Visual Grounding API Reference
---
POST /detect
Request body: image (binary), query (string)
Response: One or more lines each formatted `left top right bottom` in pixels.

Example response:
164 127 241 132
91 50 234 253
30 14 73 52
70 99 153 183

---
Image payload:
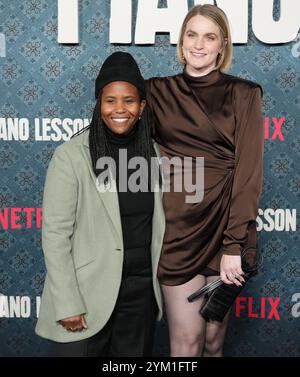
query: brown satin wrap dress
146 68 264 286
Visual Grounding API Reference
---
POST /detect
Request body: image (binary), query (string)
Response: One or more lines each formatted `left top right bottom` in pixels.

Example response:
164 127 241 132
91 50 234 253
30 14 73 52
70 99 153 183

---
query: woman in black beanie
36 52 165 357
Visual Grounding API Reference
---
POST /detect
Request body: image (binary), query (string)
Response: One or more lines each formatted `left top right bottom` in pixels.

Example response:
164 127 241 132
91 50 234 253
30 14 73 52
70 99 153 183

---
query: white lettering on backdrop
57 0 300 44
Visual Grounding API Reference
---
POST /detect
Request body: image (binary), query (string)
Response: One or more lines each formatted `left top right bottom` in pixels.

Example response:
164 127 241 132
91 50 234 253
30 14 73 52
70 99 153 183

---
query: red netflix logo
236 297 281 320
0 208 42 229
264 117 285 141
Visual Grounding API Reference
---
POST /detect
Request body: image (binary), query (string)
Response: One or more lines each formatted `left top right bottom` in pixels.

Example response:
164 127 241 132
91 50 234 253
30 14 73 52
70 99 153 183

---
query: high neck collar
182 67 222 87
104 122 138 146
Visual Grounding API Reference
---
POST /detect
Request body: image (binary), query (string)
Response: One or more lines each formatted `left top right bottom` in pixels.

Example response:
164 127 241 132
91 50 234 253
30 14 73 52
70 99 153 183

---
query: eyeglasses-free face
100 81 145 135
182 14 225 77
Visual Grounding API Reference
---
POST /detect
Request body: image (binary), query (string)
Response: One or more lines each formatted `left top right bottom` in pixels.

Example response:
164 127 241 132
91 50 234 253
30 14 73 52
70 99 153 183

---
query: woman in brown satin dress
146 5 264 357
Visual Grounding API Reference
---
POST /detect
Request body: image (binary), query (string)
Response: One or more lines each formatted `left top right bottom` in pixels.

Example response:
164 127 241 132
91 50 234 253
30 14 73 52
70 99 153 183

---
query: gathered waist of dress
158 145 235 172
204 158 235 171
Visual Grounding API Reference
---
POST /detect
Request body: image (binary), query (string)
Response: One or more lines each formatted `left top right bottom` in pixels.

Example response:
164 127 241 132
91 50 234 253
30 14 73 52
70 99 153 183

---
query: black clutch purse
187 223 261 323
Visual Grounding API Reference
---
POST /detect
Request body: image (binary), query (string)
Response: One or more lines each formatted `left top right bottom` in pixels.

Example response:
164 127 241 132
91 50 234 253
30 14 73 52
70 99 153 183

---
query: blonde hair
176 4 233 71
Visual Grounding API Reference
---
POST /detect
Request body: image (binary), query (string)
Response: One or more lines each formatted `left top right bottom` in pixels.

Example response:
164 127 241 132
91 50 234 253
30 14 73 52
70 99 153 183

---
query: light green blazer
35 129 165 342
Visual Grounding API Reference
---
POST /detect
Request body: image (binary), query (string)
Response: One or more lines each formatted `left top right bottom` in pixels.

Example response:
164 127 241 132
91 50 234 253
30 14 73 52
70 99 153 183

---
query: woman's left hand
58 314 87 332
220 255 245 286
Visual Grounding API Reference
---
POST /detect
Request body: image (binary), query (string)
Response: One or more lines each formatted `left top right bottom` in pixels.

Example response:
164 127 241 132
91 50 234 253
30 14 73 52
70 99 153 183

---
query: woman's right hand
220 254 245 287
58 314 88 332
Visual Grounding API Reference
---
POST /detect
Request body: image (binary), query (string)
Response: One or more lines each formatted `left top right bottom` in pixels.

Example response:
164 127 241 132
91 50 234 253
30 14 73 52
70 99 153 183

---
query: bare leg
202 275 231 357
161 274 207 357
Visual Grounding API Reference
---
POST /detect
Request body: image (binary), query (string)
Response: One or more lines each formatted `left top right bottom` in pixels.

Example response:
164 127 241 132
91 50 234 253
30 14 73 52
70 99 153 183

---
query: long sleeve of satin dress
146 68 264 286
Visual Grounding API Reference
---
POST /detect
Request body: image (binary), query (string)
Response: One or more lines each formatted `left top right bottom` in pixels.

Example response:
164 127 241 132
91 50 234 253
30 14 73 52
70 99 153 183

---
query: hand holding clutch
187 246 261 322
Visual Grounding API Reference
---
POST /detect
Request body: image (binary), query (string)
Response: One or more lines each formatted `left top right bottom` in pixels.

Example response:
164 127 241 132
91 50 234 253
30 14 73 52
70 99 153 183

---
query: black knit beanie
95 52 145 100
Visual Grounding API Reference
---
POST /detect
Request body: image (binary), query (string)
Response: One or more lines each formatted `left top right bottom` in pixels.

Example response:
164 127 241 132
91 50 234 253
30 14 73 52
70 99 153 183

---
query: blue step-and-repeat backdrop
0 0 299 357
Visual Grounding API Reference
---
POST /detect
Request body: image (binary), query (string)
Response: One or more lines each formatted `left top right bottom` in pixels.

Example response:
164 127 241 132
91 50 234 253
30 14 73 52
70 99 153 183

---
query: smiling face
101 81 145 135
182 14 224 77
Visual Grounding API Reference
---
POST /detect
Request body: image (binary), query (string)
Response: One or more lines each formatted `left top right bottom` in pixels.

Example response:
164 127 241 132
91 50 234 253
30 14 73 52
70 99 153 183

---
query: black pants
51 247 158 357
